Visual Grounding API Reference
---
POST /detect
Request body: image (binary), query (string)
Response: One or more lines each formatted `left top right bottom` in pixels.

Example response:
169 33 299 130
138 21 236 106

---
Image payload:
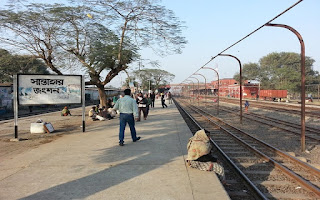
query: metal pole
194 73 207 106
258 82 261 100
13 75 18 138
265 23 306 152
218 54 242 124
187 80 195 103
189 77 200 106
202 67 220 115
318 85 320 101
82 76 86 132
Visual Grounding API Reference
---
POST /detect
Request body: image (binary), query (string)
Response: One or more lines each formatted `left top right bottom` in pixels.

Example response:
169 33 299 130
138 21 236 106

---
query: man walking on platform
113 89 141 146
150 91 155 108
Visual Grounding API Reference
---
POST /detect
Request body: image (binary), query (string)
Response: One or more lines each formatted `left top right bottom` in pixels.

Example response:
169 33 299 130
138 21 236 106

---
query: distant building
85 87 121 101
0 83 13 111
210 78 259 99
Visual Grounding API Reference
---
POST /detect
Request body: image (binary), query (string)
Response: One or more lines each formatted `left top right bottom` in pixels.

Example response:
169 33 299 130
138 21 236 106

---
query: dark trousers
138 107 147 120
119 113 138 143
161 100 167 108
151 99 155 107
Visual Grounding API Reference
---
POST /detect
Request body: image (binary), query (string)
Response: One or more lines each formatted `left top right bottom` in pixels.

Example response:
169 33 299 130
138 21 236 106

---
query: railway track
174 98 320 200
211 105 320 144
220 98 320 119
0 104 88 123
0 108 63 122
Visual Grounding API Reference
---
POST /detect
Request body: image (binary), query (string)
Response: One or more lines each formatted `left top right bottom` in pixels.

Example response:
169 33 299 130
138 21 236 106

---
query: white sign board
18 74 82 105
171 86 183 95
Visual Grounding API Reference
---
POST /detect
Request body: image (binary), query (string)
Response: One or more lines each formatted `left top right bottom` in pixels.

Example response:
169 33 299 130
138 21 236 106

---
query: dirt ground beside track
0 106 100 162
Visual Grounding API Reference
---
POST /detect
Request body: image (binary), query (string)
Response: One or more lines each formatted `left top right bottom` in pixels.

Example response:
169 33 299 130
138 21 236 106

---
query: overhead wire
181 0 304 83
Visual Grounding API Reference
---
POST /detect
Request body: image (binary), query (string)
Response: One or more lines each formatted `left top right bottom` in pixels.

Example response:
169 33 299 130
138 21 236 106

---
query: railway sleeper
263 190 316 200
226 191 256 200
237 165 275 172
233 157 266 163
224 152 257 157
260 185 313 196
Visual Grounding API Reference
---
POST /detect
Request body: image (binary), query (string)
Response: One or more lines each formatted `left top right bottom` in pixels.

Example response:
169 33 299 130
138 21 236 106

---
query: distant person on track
186 129 226 183
244 100 250 112
61 106 71 116
113 89 141 146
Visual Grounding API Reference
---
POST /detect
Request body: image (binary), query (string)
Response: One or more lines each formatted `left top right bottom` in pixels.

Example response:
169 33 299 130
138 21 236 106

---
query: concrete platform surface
0 99 230 200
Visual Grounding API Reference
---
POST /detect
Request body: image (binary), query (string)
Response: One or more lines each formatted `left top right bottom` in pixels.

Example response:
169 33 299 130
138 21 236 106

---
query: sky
137 0 320 86
1 0 319 87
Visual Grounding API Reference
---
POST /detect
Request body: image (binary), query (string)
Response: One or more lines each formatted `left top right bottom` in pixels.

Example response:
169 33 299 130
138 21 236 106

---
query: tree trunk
97 84 107 108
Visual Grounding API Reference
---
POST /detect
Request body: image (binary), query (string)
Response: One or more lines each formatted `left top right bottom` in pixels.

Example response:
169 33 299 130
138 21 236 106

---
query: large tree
0 49 50 83
0 1 186 106
51 6 138 106
234 52 318 94
133 68 175 91
0 3 64 75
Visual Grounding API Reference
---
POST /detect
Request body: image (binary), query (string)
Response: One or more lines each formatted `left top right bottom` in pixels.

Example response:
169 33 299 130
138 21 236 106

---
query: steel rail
213 105 320 142
173 98 268 200
177 98 320 196
220 98 320 119
189 102 320 178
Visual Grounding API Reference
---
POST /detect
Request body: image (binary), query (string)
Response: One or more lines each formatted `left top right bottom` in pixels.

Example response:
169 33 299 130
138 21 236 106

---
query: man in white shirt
114 89 141 146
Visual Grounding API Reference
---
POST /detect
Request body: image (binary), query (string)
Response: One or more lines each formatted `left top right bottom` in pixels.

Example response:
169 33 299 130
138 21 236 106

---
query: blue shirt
114 95 138 118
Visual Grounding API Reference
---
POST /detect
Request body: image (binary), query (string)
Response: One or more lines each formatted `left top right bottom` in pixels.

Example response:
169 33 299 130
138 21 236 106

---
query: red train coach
259 90 287 101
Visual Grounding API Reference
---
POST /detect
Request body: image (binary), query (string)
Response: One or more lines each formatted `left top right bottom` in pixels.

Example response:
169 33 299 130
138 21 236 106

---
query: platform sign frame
13 74 86 140
17 74 82 105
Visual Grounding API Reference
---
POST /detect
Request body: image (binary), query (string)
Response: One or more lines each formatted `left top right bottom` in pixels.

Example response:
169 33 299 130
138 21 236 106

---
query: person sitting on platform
61 106 71 116
186 129 226 183
89 106 98 121
98 107 113 120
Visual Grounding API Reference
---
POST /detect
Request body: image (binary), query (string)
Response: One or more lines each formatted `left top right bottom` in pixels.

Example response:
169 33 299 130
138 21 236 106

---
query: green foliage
0 0 186 106
84 0 187 56
0 49 50 83
133 68 175 90
234 52 318 94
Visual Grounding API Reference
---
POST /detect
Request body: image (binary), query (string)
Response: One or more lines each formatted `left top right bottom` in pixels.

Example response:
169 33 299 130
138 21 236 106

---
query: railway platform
0 99 230 200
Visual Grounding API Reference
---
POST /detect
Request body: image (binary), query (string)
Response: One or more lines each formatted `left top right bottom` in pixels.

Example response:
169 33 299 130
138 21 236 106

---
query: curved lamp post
180 83 189 98
185 79 195 102
265 23 306 152
193 73 207 106
178 83 184 97
218 54 243 124
182 81 193 99
202 67 220 115
189 76 200 106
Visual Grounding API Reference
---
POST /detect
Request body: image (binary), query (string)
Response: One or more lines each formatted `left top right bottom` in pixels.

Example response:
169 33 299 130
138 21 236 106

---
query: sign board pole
82 76 85 132
13 75 18 138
